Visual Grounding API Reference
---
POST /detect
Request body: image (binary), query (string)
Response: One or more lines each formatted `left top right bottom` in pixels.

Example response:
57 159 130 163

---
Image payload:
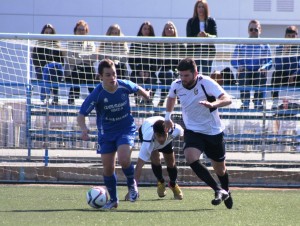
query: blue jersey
231 44 272 71
79 79 139 135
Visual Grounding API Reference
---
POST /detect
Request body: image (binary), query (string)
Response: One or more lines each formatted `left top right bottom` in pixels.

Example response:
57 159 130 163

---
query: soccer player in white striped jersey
125 116 184 200
77 59 150 210
164 58 233 209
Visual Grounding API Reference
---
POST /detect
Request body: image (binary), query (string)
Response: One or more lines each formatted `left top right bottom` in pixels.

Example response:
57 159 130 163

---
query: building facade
1 0 299 37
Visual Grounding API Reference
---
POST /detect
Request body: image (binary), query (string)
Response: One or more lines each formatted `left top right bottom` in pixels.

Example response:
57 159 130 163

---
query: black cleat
224 191 233 209
211 189 229 205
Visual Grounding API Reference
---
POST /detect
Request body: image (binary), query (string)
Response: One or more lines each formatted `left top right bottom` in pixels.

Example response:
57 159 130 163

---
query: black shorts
157 142 173 154
184 129 226 162
138 126 173 154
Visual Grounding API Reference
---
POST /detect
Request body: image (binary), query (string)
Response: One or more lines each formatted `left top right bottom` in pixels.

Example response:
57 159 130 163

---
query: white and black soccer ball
86 186 108 208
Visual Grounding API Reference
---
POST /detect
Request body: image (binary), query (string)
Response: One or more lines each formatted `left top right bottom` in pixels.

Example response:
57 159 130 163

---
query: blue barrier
0 81 299 165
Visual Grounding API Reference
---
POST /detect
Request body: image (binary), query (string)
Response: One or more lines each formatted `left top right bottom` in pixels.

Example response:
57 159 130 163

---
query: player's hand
258 68 267 73
81 129 90 141
199 100 215 109
164 120 174 133
144 89 151 100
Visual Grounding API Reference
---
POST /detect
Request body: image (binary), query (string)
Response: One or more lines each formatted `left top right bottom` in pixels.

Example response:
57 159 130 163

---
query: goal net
0 34 299 187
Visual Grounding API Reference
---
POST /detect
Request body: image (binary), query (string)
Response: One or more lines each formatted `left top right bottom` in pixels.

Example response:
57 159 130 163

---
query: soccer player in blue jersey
77 59 151 210
164 58 233 209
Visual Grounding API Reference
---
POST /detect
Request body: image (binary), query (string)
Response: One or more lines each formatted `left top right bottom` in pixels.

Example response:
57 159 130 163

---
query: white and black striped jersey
138 116 183 162
168 75 226 135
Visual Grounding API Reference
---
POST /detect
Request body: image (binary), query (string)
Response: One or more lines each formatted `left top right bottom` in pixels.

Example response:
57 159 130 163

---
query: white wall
1 0 300 37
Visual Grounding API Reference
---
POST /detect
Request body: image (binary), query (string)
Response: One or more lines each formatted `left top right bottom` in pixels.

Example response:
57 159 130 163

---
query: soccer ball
86 186 108 208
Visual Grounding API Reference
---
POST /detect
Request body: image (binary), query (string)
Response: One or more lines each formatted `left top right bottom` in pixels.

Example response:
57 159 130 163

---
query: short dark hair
98 59 115 75
41 24 56 34
153 120 165 135
285 26 298 35
177 58 197 73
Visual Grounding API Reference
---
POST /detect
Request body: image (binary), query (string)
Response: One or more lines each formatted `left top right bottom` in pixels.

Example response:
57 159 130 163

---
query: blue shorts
97 129 136 154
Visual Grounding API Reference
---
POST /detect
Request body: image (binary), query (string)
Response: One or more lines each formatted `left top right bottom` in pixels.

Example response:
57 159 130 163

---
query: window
254 0 271 12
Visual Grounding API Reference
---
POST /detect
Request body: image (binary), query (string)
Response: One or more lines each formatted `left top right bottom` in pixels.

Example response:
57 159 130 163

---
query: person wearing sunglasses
231 20 272 110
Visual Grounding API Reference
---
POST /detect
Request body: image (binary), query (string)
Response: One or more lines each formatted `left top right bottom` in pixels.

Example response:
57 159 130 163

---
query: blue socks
122 163 135 187
104 174 118 201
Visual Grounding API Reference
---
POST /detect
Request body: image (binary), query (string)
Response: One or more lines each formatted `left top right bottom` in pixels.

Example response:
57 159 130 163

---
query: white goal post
0 33 299 187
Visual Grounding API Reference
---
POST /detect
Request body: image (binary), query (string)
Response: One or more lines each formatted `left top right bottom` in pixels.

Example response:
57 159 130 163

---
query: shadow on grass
2 208 216 213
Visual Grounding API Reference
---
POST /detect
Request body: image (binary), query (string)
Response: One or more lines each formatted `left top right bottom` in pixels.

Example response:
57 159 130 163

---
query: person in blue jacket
231 20 272 109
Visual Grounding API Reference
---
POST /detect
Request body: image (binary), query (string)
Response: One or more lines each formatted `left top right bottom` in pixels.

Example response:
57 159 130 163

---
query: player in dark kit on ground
77 59 150 210
164 58 233 209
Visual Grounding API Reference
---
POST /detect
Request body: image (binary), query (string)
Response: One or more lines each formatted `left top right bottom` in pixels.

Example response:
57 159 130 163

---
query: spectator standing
231 20 272 109
31 24 65 105
271 26 299 109
158 21 186 107
77 59 151 210
65 20 97 105
98 24 129 80
164 58 233 209
186 0 217 75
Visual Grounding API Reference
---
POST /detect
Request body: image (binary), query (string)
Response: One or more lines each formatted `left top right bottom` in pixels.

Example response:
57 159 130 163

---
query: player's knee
184 148 200 164
165 159 175 168
118 159 131 168
214 167 226 176
185 154 198 165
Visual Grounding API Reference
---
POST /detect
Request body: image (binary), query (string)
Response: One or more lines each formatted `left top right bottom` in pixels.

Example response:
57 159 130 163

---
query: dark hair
248 19 261 29
221 67 236 85
285 25 298 35
41 24 56 34
137 21 155 36
153 120 165 135
98 59 115 75
177 58 197 73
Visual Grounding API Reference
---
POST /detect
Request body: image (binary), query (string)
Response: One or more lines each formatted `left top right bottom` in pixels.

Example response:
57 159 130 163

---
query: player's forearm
137 86 150 101
134 158 146 183
77 114 89 132
164 97 176 131
215 94 232 108
165 97 176 113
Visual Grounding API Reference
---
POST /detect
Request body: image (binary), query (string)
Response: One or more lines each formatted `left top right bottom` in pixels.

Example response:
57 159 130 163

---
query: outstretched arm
199 93 232 109
134 158 146 183
137 86 151 101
